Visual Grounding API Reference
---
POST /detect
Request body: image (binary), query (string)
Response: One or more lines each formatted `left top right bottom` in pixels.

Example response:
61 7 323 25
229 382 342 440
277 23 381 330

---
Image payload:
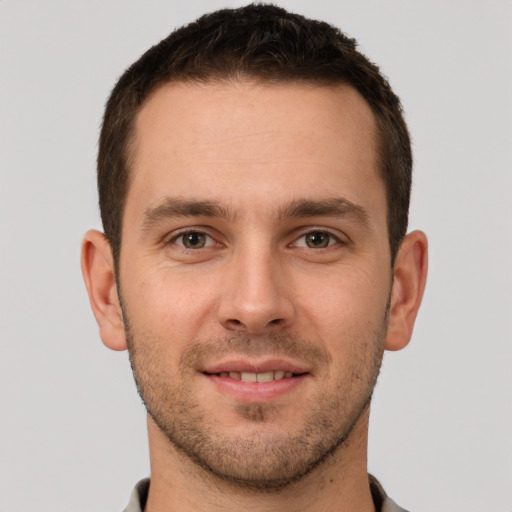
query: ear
385 230 428 351
81 230 127 351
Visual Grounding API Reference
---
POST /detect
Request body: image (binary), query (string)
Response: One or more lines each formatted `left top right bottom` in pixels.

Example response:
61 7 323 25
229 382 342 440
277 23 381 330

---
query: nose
217 247 295 334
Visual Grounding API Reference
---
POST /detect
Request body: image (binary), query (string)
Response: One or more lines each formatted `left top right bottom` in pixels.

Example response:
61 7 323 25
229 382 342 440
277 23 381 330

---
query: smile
206 370 296 382
201 363 310 403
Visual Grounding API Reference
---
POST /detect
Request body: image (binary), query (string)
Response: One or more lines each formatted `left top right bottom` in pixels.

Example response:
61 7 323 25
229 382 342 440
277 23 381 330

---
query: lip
203 373 309 402
200 357 311 403
201 357 310 375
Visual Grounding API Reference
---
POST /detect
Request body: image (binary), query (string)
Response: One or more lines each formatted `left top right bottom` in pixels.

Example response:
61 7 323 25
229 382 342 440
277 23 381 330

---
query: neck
144 412 375 512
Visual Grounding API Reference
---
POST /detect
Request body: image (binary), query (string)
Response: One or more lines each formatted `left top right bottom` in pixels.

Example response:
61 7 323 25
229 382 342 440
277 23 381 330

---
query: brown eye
304 231 331 248
180 232 207 249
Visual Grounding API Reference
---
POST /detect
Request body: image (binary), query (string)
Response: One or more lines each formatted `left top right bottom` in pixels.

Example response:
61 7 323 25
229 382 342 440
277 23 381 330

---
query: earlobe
81 230 127 351
385 230 428 351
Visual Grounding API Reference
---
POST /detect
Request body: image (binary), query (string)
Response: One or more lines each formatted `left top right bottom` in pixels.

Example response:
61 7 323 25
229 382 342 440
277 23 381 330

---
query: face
119 81 392 488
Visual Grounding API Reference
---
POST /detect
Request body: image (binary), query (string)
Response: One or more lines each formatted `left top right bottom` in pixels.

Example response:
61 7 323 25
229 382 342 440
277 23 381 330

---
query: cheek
124 265 221 342
299 261 389 314
294 263 390 349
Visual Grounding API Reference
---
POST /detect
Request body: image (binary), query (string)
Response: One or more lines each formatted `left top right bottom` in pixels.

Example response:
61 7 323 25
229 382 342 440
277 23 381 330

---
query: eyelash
291 230 342 249
168 230 217 249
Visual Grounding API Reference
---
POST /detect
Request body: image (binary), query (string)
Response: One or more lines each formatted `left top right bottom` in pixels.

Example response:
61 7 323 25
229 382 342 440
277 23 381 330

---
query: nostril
221 314 289 333
225 319 244 330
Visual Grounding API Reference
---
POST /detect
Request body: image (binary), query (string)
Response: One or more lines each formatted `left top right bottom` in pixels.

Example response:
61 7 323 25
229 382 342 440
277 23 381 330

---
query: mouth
200 360 310 402
204 370 302 382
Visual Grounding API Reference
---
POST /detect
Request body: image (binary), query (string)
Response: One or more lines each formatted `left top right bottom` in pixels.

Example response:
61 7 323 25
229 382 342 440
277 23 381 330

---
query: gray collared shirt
123 475 410 512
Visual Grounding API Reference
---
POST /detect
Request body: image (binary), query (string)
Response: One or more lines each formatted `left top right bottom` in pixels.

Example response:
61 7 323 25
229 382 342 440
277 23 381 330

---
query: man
81 4 428 511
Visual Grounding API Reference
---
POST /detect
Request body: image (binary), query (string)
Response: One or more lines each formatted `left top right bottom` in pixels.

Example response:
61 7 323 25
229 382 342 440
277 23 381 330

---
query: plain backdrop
1 1 511 511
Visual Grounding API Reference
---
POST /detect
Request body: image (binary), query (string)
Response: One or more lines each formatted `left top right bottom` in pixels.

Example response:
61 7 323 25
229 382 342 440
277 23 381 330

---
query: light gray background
1 1 511 511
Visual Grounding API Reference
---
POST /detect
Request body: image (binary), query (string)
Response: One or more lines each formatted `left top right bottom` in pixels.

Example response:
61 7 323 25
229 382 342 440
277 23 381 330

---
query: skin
82 81 428 512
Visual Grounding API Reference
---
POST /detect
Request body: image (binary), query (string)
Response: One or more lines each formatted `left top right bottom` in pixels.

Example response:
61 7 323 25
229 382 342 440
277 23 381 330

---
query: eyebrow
275 198 370 226
140 196 370 231
141 198 236 231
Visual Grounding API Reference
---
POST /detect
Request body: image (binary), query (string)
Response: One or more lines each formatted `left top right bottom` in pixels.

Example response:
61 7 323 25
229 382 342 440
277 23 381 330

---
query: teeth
256 371 274 383
219 370 295 382
241 372 257 382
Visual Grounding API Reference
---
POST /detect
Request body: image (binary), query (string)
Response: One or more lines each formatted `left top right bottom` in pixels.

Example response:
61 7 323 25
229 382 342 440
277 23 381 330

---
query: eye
172 231 215 249
294 231 339 249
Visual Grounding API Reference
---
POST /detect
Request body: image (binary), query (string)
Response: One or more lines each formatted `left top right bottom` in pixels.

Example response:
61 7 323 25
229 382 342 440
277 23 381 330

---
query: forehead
126 80 383 220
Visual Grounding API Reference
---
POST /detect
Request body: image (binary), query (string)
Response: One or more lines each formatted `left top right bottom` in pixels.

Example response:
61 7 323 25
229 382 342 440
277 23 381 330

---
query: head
83 4 427 492
97 3 412 270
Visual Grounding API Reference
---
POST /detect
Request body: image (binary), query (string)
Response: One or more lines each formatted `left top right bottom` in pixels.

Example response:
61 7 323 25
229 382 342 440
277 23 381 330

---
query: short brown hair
98 3 412 266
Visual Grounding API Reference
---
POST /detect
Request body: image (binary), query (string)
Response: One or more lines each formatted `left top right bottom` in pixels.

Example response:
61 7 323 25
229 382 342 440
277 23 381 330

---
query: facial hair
124 314 387 491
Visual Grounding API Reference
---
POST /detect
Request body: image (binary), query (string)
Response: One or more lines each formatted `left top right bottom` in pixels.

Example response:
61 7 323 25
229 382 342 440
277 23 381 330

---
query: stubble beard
124 317 387 491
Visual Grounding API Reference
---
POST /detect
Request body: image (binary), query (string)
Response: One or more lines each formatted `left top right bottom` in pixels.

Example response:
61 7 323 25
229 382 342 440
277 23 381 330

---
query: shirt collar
123 476 409 512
